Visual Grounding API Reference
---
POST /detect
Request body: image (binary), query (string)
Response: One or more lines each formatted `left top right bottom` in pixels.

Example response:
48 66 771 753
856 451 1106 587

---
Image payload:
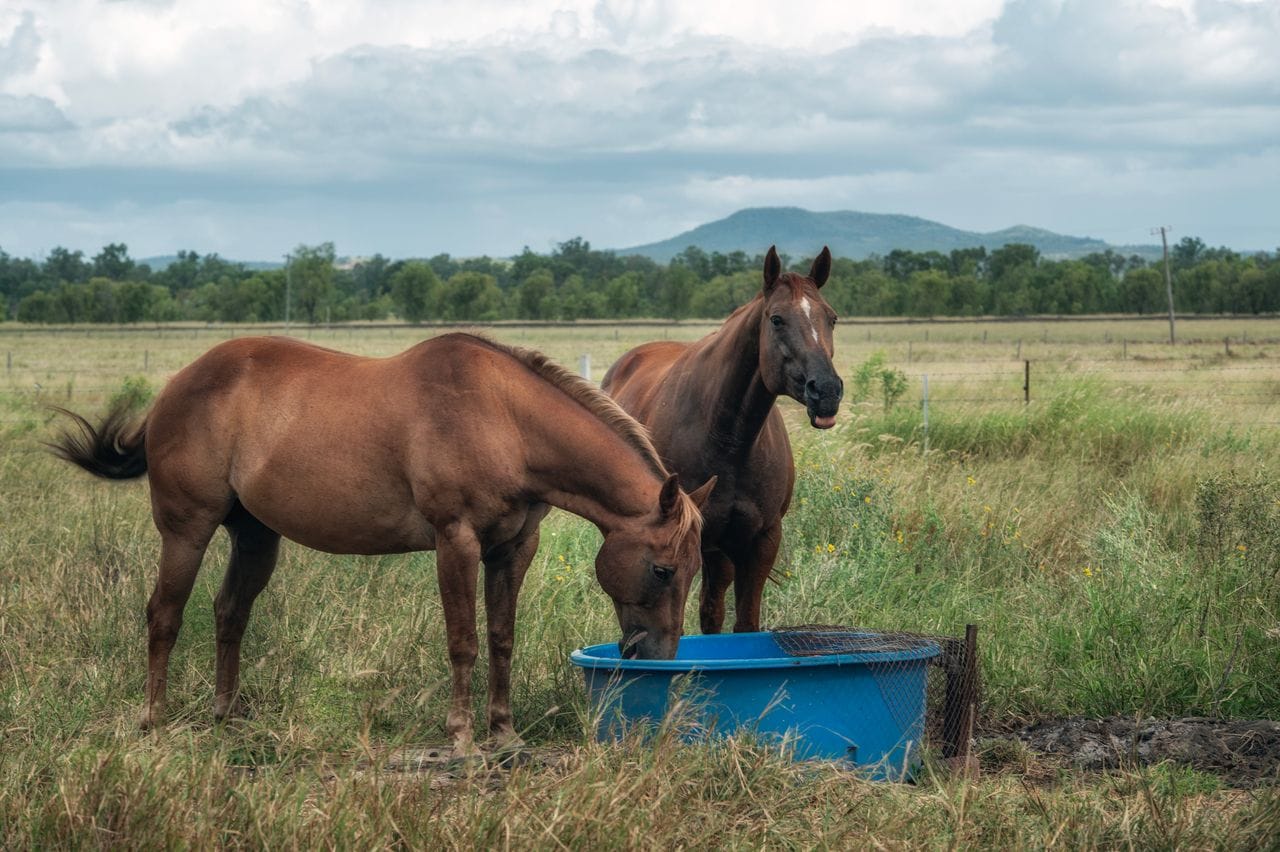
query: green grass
2 322 1279 848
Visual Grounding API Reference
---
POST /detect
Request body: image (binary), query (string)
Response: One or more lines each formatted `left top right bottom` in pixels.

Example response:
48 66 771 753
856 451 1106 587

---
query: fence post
922 374 929 456
908 341 913 363
1024 360 1030 405
942 623 979 768
578 353 592 382
1123 339 1127 360
1225 336 1231 357
144 349 149 371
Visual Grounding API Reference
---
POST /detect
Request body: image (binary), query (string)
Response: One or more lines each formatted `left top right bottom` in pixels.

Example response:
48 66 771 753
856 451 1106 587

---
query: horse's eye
650 564 675 583
770 315 783 328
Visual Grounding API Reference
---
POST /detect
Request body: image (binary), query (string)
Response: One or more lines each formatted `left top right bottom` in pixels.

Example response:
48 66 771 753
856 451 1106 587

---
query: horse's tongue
813 415 837 429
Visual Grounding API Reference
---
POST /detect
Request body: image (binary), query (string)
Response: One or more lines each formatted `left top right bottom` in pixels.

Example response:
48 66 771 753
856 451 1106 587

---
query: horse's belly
238 490 437 555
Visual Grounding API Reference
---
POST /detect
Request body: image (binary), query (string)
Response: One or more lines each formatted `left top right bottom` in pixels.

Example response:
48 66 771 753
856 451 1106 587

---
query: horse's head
756 245 843 429
594 474 716 659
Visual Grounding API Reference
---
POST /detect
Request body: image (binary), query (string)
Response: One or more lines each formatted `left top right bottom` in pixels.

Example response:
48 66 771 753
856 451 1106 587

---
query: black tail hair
47 400 148 480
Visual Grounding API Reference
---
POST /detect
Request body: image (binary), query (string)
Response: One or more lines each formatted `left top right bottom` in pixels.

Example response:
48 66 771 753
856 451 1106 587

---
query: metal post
922 374 929 455
578 353 592 382
942 623 979 766
1156 225 1176 345
285 254 292 332
144 349 149 371
1024 360 1030 405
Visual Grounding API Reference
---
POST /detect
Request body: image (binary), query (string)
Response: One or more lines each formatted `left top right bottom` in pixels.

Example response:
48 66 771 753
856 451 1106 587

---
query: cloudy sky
1 0 1277 261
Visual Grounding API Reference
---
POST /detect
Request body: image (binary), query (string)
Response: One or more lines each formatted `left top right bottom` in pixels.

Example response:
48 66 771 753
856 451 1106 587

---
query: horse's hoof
138 707 162 731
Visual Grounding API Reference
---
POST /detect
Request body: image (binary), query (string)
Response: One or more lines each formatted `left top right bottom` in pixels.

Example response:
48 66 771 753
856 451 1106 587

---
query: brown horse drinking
603 246 841 634
51 333 714 756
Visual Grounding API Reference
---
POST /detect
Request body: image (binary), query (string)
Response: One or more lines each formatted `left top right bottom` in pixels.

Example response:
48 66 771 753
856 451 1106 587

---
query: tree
988 243 1040 284
157 250 200 294
516 270 554 319
1172 236 1206 272
390 261 441 323
92 243 135 280
661 265 697 320
17 290 60 323
289 242 336 323
43 246 89 284
906 269 951 318
441 271 503 321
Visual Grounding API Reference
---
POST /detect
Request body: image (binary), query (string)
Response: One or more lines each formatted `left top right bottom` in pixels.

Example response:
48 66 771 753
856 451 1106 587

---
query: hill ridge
616 207 1160 262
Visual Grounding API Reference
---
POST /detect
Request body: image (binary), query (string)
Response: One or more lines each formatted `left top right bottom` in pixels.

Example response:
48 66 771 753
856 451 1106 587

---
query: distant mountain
616 207 1162 262
140 255 282 272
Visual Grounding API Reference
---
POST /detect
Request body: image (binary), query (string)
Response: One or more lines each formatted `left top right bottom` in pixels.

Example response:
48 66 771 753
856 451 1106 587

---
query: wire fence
3 339 1279 432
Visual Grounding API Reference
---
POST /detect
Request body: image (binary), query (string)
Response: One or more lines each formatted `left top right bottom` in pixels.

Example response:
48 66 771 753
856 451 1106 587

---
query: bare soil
1009 717 1280 788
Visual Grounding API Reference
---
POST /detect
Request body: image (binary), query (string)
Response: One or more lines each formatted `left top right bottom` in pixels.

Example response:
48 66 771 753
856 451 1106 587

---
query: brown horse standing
602 246 841 634
51 333 713 756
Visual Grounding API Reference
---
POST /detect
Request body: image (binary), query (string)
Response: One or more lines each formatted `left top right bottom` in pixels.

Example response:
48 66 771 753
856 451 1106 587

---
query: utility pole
284 253 292 332
1152 226 1175 344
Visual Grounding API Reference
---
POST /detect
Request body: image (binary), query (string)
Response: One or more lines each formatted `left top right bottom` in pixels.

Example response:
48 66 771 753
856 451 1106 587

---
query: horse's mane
464 334 669 480
459 334 704 540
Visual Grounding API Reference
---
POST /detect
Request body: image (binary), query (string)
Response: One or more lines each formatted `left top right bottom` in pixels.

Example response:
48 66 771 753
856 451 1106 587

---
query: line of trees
2 236 1277 325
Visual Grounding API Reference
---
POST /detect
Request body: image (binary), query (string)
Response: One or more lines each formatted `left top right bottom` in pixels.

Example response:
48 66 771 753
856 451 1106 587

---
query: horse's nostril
805 379 820 397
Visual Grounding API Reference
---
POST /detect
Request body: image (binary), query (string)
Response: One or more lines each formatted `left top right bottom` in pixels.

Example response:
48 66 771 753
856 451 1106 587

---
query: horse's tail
47 400 148 480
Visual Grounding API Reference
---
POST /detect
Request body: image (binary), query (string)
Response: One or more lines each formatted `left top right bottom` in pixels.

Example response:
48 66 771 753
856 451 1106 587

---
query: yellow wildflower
966 475 976 486
1083 566 1093 577
826 543 835 554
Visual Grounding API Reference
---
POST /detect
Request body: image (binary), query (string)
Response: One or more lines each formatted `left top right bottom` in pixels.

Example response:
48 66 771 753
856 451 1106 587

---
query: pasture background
2 317 1279 848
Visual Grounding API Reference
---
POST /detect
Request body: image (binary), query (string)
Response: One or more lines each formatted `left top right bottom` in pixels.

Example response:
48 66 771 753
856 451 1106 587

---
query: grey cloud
0 94 72 132
5 0 1278 258
0 11 41 80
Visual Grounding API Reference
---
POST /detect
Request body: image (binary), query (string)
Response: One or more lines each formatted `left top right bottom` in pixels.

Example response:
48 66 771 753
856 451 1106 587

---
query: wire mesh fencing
770 623 980 772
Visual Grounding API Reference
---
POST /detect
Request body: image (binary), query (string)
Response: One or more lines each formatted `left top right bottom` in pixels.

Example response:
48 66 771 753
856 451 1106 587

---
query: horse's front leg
482 523 541 748
435 523 482 758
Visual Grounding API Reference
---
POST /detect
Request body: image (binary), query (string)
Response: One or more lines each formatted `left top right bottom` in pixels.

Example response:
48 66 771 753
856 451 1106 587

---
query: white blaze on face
800 297 818 343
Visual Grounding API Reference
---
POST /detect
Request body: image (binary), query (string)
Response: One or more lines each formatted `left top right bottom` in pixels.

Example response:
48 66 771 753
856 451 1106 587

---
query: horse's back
141 334 527 553
601 341 690 417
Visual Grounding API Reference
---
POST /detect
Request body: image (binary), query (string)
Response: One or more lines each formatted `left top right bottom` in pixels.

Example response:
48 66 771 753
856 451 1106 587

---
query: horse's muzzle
804 375 844 429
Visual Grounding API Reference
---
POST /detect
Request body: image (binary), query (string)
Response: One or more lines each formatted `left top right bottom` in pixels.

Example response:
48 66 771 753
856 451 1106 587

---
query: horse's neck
684 299 777 454
521 398 658 533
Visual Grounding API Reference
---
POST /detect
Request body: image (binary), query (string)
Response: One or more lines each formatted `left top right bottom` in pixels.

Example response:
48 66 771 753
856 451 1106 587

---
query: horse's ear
659 474 681 519
809 246 832 289
688 475 717 510
762 245 782 295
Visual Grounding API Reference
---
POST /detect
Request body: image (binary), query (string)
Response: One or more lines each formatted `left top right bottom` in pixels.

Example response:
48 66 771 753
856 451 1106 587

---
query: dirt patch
1007 717 1280 788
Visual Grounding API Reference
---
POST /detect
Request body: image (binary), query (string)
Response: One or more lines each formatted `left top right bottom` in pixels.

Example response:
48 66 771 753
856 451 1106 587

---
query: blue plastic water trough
570 630 941 781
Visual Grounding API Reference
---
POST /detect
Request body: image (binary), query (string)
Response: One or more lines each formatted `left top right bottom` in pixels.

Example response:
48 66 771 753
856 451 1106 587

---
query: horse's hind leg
213 503 281 722
142 527 217 730
435 523 483 758
482 523 542 747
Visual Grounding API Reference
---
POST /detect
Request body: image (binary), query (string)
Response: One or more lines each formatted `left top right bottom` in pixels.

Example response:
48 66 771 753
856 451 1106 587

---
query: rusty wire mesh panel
771 624 980 762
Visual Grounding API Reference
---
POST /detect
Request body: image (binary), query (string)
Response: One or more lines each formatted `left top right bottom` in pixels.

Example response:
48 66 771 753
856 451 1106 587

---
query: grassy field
2 318 1279 848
